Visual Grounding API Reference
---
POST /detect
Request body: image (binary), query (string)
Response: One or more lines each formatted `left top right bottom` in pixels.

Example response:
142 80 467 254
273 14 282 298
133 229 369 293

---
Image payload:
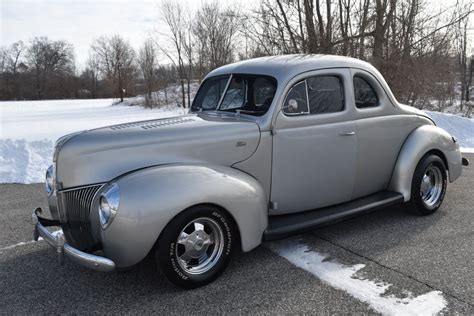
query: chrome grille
59 185 102 250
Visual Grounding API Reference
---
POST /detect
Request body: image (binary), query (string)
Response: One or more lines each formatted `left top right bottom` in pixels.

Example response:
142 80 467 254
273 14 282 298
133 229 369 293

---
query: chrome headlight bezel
99 183 120 229
45 165 54 195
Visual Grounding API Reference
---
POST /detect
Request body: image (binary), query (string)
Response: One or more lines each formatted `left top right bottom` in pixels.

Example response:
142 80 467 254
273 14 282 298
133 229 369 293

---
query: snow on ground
426 111 474 153
268 238 447 316
0 98 186 183
0 95 473 184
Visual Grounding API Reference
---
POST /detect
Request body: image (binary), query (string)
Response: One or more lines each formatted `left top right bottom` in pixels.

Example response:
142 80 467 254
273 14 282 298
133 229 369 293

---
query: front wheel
409 154 447 215
155 205 236 289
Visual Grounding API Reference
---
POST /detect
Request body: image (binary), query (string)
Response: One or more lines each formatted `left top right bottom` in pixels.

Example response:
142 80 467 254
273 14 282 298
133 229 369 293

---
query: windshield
191 74 277 116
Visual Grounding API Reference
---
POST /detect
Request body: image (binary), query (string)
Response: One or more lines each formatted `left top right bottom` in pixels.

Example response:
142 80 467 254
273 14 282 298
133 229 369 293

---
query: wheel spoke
178 231 188 245
179 251 193 263
194 222 205 232
202 234 212 246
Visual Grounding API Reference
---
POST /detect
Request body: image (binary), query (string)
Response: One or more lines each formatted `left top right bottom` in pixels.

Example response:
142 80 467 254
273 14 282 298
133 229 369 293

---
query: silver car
33 55 469 288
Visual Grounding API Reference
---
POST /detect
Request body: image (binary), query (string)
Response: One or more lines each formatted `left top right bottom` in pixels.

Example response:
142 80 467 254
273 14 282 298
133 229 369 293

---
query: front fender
388 125 462 202
100 164 268 268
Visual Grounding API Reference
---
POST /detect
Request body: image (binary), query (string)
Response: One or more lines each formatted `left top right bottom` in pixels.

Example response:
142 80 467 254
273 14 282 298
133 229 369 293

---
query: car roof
205 54 382 83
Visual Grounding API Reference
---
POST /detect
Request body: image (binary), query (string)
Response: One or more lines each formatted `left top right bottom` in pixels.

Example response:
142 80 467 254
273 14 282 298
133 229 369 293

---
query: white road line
267 238 447 316
0 229 62 252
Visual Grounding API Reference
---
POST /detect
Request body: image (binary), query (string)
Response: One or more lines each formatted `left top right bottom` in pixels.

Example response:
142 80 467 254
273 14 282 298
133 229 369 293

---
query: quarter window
353 76 378 108
283 81 309 114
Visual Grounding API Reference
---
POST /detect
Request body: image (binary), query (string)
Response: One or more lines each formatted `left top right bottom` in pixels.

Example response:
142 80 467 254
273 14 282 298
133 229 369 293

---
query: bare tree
92 35 136 102
246 0 472 108
193 2 239 71
158 0 187 108
455 2 472 111
85 52 100 98
26 37 74 99
7 41 25 75
138 39 157 107
0 46 7 74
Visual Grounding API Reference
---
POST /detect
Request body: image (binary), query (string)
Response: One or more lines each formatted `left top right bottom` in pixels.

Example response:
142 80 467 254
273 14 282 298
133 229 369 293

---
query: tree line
0 0 472 113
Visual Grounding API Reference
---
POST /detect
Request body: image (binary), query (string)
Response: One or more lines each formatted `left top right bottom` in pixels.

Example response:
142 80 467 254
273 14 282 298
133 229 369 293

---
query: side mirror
271 99 305 134
281 99 299 114
287 99 298 112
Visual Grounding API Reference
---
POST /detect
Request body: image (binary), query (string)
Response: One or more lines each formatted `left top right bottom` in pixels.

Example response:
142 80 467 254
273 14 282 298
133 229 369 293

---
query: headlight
99 183 120 229
45 165 54 195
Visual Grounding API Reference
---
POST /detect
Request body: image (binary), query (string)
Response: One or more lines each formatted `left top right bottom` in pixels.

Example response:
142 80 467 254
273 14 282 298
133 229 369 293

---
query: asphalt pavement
0 154 473 314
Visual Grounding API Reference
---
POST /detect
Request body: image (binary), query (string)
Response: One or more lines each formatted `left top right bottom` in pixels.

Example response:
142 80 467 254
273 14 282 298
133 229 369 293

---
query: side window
283 81 309 114
307 76 344 114
353 76 378 108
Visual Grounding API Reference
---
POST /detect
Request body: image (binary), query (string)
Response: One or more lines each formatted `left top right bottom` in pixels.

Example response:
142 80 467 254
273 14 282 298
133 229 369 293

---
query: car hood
55 113 261 189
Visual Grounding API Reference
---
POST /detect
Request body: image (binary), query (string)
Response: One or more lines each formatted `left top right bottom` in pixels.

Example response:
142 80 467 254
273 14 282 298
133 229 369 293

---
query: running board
264 191 404 241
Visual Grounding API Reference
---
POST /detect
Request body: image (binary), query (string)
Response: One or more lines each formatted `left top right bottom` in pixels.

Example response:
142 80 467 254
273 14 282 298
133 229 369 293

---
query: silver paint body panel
47 55 463 268
388 124 462 201
56 115 261 189
97 164 268 267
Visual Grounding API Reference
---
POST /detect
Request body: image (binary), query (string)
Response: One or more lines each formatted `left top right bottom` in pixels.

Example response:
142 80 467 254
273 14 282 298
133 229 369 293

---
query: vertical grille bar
59 185 102 250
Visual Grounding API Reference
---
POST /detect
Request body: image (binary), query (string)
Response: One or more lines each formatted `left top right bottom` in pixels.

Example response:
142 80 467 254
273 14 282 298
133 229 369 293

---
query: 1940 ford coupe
33 55 469 288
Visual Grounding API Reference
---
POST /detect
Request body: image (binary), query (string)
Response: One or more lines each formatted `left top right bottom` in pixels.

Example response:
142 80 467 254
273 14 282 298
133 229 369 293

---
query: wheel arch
99 164 268 268
388 125 462 202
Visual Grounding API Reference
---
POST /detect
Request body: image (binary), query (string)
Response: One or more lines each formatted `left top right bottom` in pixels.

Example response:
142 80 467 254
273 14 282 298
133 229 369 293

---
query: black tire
155 205 236 289
408 154 447 216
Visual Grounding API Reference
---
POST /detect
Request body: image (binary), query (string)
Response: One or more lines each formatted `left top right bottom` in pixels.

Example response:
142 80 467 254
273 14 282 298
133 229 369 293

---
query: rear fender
100 164 268 268
388 125 462 202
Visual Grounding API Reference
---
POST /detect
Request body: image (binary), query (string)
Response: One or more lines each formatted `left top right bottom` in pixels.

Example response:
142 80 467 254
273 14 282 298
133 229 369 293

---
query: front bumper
32 208 115 272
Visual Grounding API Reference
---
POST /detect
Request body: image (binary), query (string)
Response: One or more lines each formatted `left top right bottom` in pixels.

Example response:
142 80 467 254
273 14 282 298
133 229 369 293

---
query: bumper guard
32 207 115 272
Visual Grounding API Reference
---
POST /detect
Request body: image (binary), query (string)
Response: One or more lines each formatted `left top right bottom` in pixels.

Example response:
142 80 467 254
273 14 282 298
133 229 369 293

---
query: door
270 68 357 215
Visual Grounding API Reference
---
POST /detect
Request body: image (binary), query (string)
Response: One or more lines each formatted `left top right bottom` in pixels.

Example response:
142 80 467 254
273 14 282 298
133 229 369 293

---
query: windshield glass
191 74 277 116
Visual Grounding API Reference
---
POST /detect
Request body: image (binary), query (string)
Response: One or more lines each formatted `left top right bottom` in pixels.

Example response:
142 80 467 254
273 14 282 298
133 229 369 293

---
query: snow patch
426 111 474 152
0 139 54 183
268 238 447 316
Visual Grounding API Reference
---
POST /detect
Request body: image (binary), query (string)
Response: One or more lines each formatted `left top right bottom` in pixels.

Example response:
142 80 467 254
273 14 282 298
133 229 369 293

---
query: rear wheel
409 154 447 215
155 205 236 289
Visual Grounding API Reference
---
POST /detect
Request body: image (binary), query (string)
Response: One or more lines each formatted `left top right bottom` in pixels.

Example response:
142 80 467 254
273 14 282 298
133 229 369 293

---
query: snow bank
426 111 474 153
0 98 186 183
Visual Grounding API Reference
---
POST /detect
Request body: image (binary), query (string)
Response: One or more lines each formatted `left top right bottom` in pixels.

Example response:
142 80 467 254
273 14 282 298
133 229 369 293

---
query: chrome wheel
175 217 224 275
420 164 444 209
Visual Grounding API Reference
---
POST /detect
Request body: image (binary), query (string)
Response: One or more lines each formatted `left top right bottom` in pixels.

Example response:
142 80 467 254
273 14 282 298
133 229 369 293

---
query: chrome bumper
32 208 115 272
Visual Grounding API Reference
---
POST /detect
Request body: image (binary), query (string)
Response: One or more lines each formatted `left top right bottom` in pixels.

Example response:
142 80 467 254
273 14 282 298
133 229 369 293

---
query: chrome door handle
339 131 355 136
